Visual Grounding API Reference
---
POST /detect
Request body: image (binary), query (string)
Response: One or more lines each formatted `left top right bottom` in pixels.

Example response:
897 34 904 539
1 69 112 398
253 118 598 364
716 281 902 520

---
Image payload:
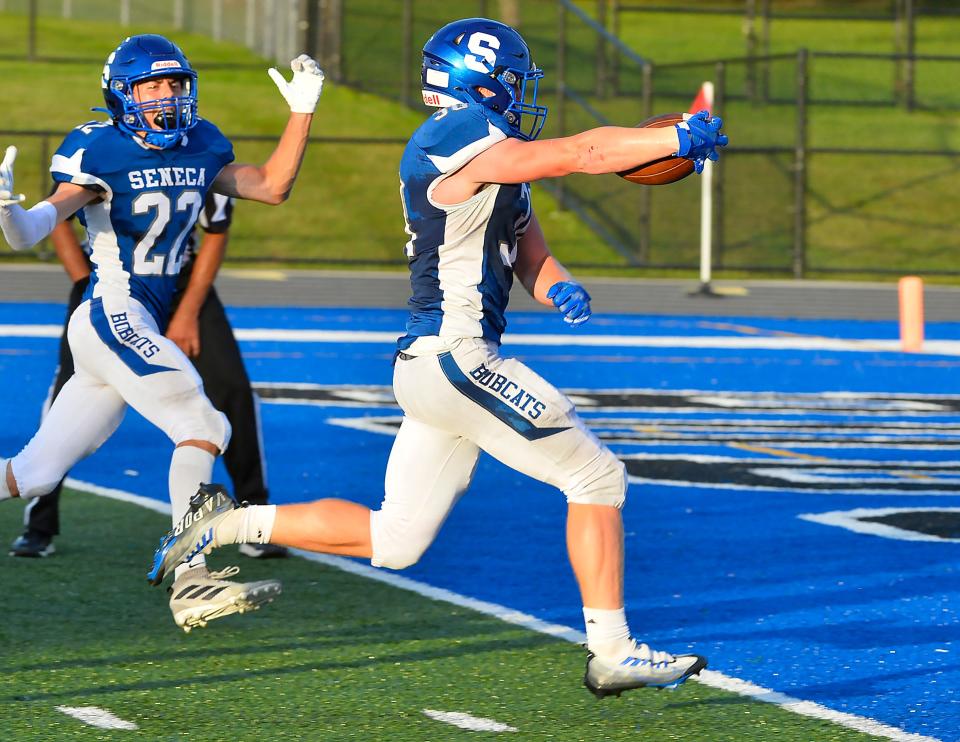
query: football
617 112 695 186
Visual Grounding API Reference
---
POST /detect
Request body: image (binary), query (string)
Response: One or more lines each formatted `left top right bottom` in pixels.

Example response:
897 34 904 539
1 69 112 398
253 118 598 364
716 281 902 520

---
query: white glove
268 54 324 114
0 146 26 207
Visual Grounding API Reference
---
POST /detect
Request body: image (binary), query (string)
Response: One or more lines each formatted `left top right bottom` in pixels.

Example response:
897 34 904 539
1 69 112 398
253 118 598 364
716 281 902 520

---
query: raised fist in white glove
268 54 324 114
0 146 26 207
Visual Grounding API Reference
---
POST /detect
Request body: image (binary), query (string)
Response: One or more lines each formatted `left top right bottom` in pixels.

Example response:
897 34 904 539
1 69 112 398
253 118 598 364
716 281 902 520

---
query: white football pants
9 297 230 501
370 337 626 570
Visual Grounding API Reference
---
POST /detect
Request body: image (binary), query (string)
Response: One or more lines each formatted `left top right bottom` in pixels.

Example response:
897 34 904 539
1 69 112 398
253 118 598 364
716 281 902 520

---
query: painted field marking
65 478 941 742
422 709 517 733
55 705 138 730
5 325 960 355
799 507 960 543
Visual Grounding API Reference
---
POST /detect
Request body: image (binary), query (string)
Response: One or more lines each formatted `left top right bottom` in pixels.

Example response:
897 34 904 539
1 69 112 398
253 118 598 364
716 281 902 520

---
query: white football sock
212 504 277 547
583 606 633 660
169 446 215 573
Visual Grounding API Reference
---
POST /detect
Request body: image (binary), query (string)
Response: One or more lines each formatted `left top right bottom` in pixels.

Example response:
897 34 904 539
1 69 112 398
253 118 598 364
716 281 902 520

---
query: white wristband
0 200 57 251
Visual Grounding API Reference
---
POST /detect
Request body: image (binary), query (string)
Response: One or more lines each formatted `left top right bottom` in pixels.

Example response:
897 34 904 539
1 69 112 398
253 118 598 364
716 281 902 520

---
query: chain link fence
2 0 959 276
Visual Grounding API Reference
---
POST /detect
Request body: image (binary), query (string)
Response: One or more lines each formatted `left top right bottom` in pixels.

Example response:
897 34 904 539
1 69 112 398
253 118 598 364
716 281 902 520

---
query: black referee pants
22 273 270 537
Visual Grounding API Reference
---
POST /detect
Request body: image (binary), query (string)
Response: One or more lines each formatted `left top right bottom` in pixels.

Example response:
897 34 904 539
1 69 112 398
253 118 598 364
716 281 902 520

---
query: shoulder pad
189 119 234 162
412 103 510 173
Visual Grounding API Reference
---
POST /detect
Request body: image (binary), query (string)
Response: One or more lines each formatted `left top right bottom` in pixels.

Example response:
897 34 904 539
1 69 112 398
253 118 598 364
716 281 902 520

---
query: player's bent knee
17 471 65 500
369 511 434 570
170 406 231 453
564 449 627 509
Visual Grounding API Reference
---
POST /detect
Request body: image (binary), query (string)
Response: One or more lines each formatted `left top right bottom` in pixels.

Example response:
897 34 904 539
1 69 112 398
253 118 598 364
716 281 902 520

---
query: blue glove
675 110 728 174
547 281 592 326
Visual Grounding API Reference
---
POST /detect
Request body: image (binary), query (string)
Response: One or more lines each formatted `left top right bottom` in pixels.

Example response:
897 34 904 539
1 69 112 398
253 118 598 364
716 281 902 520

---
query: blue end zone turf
1 302 958 739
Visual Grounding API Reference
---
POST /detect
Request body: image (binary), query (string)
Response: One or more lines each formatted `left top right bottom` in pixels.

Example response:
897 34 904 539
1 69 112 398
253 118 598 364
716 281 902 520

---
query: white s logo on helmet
464 32 500 73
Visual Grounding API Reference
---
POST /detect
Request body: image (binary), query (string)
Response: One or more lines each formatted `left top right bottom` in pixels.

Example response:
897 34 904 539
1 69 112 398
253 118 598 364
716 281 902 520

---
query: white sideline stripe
66 478 171 516
5 324 960 355
69 479 940 742
693 673 937 742
56 706 138 731
423 709 517 733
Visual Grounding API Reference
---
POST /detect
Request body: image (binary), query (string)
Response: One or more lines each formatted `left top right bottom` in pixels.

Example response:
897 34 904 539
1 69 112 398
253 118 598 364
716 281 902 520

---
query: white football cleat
584 641 707 698
168 565 281 633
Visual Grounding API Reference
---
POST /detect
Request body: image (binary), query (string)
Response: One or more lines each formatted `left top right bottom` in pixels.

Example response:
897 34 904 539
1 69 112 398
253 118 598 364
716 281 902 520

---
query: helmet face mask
421 18 548 141
100 35 198 149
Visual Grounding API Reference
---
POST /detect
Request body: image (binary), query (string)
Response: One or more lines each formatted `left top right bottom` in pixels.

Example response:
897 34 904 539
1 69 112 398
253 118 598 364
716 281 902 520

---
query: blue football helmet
98 34 198 149
421 18 547 141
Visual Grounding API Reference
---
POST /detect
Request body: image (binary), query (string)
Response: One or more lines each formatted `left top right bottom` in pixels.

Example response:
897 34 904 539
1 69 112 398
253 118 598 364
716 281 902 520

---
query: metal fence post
793 48 808 279
401 0 413 107
28 0 37 61
174 0 185 30
305 0 319 59
760 0 770 102
595 0 608 98
556 1 567 209
245 0 255 49
611 0 621 96
638 61 653 264
38 134 50 257
904 0 916 111
212 0 223 42
713 60 726 269
744 0 757 101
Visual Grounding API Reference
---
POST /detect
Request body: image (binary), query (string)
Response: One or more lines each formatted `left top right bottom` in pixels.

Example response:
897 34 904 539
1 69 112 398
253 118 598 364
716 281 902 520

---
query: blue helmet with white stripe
100 34 198 149
421 18 547 141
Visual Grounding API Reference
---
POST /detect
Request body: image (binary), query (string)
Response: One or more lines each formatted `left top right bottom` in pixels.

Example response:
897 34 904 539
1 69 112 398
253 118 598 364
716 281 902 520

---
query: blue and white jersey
398 102 532 354
51 118 234 327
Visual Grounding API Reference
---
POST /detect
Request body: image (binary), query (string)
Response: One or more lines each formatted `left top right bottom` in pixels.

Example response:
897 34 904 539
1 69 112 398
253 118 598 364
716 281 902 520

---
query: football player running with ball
0 34 323 631
147 18 726 692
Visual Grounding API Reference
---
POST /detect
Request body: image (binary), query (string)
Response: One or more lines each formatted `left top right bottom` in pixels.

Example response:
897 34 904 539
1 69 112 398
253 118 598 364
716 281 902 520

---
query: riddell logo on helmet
151 60 182 70
422 92 442 106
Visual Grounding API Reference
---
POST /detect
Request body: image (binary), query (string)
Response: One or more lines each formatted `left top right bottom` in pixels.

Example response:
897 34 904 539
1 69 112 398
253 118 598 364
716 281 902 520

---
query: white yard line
5 324 960 355
56 705 138 731
422 709 517 733
69 478 940 742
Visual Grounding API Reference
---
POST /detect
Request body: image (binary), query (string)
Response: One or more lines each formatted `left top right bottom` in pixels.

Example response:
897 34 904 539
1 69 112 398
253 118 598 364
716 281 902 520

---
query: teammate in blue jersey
0 34 323 631
145 17 727 690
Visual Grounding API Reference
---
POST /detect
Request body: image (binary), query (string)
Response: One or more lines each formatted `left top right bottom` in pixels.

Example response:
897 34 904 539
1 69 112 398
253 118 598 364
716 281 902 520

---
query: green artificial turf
0 489 881 741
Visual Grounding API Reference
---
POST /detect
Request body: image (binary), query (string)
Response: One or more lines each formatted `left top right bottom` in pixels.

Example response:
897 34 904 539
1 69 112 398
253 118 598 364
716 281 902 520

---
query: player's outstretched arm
513 211 592 326
435 113 726 203
463 125 678 186
213 55 323 205
0 147 95 250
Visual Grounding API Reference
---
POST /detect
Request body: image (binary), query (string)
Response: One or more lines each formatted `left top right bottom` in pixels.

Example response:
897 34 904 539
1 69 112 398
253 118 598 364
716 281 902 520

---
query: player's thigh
395 340 624 506
370 415 480 568
68 299 229 449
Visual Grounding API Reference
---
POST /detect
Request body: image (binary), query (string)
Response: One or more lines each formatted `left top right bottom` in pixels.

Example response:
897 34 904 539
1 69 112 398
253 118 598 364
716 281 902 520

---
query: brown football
618 112 695 186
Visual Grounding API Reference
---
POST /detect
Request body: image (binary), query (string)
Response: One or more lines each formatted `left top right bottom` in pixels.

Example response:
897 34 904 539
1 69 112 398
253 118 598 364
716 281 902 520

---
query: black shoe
238 542 289 559
9 531 55 558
